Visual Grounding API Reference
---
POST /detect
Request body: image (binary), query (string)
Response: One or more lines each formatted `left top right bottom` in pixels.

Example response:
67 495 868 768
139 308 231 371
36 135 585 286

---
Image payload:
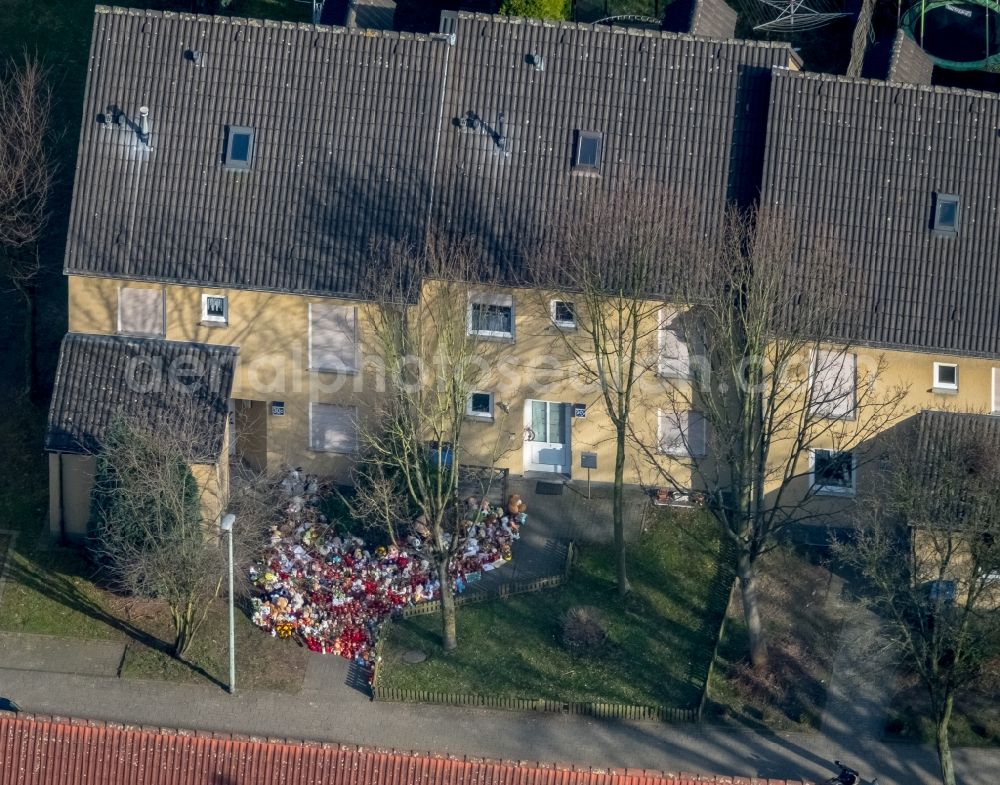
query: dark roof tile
46 332 237 459
762 69 1000 356
66 7 793 296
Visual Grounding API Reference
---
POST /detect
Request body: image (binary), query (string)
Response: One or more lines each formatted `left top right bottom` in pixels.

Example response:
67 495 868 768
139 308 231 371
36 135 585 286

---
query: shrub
561 605 608 651
500 0 572 21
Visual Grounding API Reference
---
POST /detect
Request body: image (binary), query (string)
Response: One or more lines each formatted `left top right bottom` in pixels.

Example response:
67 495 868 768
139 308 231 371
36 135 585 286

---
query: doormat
536 481 564 496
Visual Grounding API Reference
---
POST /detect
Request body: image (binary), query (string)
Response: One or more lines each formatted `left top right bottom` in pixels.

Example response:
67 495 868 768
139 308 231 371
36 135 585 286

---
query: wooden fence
370 540 697 723
696 575 738 721
399 543 574 619
370 685 697 722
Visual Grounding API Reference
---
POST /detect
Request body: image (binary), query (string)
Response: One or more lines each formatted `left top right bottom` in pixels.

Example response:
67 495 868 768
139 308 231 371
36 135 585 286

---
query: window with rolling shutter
309 304 357 372
309 403 357 453
658 309 689 378
118 288 165 336
810 350 856 419
658 410 706 457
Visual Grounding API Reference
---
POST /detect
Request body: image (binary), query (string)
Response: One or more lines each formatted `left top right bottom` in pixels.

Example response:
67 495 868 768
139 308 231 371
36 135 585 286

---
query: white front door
524 400 570 474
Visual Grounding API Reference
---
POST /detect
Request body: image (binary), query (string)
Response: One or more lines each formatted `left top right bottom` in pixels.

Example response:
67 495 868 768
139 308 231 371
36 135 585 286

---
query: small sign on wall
573 402 587 418
580 451 597 470
270 401 285 416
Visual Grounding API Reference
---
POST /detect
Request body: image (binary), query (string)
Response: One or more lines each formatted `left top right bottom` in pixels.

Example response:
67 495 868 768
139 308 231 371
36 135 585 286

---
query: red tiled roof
0 712 805 785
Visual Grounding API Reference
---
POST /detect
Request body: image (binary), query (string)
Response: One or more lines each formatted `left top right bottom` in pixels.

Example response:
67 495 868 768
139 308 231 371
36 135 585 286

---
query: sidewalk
1 662 997 785
3 499 997 784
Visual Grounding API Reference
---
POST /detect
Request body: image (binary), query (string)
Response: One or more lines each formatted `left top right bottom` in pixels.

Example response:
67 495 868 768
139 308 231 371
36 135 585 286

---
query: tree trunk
936 693 956 785
737 548 767 669
438 558 457 651
172 600 195 658
613 425 630 597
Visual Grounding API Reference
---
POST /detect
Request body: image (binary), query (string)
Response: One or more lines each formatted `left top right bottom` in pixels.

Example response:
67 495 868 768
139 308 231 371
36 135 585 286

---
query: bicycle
822 761 878 785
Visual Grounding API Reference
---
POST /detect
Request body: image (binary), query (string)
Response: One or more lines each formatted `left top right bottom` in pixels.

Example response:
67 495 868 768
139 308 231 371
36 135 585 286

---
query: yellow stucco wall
769 343 1000 521
66 274 1000 504
48 453 96 539
67 275 681 486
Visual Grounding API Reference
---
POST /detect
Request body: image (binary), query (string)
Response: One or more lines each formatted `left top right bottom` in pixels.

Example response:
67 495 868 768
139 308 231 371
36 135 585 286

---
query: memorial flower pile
249 470 527 668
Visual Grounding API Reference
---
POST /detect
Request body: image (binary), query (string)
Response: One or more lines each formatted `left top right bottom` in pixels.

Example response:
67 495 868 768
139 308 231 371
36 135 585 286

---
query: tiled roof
68 6 447 296
0 712 806 785
433 14 791 282
66 7 793 296
45 333 237 459
916 409 1000 454
761 69 1000 357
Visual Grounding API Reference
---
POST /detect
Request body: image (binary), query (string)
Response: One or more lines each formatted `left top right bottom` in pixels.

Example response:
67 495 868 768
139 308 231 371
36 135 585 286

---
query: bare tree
529 183 683 597
836 421 1000 785
0 53 55 398
90 417 276 658
352 238 517 650
637 205 909 668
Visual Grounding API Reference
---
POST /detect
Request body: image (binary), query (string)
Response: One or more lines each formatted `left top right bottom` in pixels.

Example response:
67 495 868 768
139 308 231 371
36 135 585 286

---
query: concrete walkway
3 496 995 783
820 606 899 742
1 663 997 785
0 632 124 678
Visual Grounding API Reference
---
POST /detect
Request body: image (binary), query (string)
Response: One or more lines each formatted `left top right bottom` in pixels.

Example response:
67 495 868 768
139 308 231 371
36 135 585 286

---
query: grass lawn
120 598 307 693
706 546 848 731
377 509 730 709
0 401 307 691
885 667 1000 747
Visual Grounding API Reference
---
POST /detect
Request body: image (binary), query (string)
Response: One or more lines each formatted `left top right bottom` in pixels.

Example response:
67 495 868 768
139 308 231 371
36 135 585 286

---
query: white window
933 362 958 391
202 294 228 324
309 403 357 453
550 300 576 329
468 293 514 339
118 287 165 336
658 308 690 378
466 391 494 420
810 350 857 419
309 303 357 372
810 449 855 496
992 368 1000 414
658 410 706 457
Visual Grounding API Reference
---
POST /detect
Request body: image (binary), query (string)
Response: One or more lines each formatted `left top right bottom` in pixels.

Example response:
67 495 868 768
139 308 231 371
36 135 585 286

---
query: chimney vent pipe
138 106 150 144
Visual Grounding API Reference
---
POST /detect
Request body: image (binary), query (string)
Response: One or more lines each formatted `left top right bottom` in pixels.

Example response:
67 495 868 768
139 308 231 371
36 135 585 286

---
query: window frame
810 448 856 497
992 368 1000 414
117 287 166 337
933 361 959 391
308 303 358 373
466 391 494 421
467 292 514 340
572 130 603 173
223 125 254 170
658 308 690 379
931 192 960 236
657 409 706 458
308 402 358 454
550 299 577 330
201 293 228 325
809 349 857 420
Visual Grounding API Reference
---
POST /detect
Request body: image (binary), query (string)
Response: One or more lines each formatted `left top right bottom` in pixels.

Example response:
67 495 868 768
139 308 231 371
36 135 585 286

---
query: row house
45 6 1000 537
